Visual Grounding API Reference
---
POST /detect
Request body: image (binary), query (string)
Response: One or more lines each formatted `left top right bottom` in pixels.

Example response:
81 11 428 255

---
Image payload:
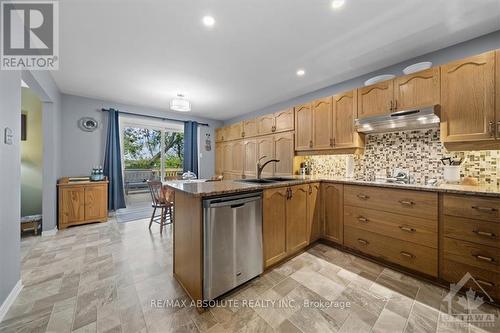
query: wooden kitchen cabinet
441 51 495 142
256 135 274 177
295 103 313 150
222 142 233 174
231 140 244 175
263 187 289 268
274 108 294 132
322 183 344 244
333 90 363 148
312 97 333 150
274 132 294 176
215 143 223 175
243 119 258 138
257 114 275 135
226 122 243 141
357 80 394 119
307 183 321 243
243 139 257 178
287 185 309 254
215 127 225 142
394 67 440 111
58 179 108 229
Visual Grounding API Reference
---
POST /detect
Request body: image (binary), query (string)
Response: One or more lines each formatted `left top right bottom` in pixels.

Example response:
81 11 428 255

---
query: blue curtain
183 121 199 176
103 109 126 210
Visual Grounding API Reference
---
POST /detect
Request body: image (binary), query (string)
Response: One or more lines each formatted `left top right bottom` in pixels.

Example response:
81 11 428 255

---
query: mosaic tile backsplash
307 129 500 186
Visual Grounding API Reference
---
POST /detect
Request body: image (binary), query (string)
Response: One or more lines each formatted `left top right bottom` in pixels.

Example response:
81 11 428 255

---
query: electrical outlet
4 127 13 145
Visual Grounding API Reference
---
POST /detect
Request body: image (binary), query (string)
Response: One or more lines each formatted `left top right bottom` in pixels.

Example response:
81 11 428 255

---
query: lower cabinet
322 183 344 244
263 184 310 268
58 179 108 229
307 183 321 243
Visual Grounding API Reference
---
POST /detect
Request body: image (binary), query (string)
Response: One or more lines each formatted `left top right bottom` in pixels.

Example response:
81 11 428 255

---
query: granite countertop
163 176 500 198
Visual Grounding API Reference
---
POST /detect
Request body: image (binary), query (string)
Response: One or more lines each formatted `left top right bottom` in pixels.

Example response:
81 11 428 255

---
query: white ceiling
53 0 500 121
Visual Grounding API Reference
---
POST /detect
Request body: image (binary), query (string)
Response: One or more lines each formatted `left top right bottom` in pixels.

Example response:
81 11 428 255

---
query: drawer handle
473 230 497 238
399 226 416 233
400 251 415 259
471 206 498 213
474 255 495 263
357 216 369 223
357 238 369 245
399 200 415 206
476 279 495 287
357 194 369 200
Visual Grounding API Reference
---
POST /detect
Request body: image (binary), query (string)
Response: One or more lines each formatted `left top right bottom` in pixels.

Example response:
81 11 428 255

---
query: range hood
355 105 441 134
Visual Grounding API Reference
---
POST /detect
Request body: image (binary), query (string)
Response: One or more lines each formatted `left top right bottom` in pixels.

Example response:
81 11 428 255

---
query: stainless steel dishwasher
203 192 263 300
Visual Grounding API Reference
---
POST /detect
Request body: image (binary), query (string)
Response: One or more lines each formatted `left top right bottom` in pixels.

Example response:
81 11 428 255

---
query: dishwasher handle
206 195 261 208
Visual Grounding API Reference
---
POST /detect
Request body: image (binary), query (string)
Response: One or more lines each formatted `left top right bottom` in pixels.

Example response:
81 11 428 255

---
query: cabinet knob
474 254 494 262
473 230 496 238
489 121 495 137
357 194 369 200
393 100 398 111
389 100 393 112
400 251 414 259
399 200 415 206
309 140 313 148
357 238 369 246
357 216 369 223
471 205 497 213
399 225 416 233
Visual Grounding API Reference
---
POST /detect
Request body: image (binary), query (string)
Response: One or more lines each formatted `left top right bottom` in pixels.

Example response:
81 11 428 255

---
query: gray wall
225 30 500 125
0 71 21 307
60 94 223 179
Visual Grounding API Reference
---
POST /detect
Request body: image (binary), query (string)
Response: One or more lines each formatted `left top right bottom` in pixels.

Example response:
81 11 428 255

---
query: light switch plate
4 127 13 145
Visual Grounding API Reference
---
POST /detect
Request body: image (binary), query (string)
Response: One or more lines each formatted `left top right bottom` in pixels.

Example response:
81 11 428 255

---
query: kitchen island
165 176 500 307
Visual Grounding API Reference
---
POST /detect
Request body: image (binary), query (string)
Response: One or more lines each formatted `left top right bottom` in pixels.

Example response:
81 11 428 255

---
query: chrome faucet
257 155 280 179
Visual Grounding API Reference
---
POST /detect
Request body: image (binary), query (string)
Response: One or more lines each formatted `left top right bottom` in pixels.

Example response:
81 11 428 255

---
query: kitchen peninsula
165 177 500 308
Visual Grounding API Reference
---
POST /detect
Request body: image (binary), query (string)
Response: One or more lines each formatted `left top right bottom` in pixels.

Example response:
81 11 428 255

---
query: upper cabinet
257 114 275 135
243 139 257 178
441 51 495 143
274 132 294 176
242 119 258 138
215 143 223 175
358 80 394 119
358 68 441 119
312 97 333 150
295 103 313 151
333 90 363 149
274 109 294 132
394 67 440 111
215 128 225 142
226 122 243 141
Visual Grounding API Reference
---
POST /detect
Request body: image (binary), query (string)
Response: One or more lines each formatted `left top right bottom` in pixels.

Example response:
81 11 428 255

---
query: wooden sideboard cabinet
58 178 108 229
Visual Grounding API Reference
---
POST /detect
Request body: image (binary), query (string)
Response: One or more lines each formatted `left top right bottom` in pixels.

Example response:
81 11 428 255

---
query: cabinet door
322 183 343 244
243 119 258 138
243 139 257 178
231 140 244 175
263 188 288 268
215 128 225 142
307 183 321 243
357 80 394 119
312 97 333 150
333 90 359 148
215 143 223 175
496 50 500 139
84 185 107 221
257 136 274 177
441 51 495 142
274 108 294 132
257 114 275 135
295 103 313 151
222 143 233 174
226 122 243 141
274 132 294 176
394 67 440 111
59 187 85 225
286 185 309 253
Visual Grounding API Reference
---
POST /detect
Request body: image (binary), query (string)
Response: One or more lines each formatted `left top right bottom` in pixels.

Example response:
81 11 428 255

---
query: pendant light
170 94 191 112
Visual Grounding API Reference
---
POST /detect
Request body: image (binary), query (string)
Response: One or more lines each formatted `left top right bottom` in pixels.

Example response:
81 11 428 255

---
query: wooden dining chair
146 180 173 234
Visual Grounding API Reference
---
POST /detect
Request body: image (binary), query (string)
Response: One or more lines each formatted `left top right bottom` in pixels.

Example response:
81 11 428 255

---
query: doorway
116 116 184 223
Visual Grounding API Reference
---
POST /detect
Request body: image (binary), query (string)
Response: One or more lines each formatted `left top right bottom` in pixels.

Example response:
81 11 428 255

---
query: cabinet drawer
443 237 500 273
444 215 500 249
442 258 499 300
344 185 438 220
344 205 437 248
444 194 500 222
344 226 438 277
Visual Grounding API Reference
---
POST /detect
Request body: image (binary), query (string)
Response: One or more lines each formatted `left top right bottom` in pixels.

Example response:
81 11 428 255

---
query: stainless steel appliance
203 192 263 300
355 105 441 134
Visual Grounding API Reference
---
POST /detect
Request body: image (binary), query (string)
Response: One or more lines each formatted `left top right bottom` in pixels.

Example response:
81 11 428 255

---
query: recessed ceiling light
202 16 215 27
331 0 345 9
296 69 305 76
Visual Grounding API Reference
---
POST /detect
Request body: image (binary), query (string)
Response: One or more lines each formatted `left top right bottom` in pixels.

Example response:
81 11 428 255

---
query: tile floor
1 217 498 333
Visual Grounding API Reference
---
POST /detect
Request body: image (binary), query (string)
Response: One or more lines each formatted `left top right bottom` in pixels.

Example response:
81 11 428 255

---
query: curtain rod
100 108 209 127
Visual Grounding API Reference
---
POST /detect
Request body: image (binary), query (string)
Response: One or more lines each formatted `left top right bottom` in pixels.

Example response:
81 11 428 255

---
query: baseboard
0 280 23 323
41 228 58 236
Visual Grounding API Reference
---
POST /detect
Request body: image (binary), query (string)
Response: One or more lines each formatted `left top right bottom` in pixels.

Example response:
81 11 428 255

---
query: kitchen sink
264 177 295 182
